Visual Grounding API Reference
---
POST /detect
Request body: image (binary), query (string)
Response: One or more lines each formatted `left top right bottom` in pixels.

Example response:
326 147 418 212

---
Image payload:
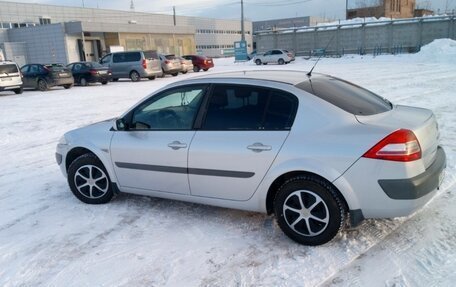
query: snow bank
417 38 456 62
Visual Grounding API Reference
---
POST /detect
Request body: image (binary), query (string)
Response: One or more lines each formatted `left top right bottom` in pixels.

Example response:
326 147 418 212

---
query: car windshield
296 75 392 116
0 64 18 74
87 62 103 68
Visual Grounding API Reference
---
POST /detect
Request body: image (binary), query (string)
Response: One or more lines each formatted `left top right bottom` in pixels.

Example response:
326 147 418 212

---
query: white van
0 61 23 94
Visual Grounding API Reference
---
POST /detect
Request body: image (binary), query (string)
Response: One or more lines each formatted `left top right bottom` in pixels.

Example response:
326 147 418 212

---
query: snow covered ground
1 39 455 286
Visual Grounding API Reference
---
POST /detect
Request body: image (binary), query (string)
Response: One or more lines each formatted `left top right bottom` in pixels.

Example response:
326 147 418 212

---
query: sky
2 0 454 21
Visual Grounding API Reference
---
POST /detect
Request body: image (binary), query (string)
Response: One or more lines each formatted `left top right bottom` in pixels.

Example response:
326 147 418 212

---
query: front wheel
171 72 178 77
181 70 188 74
274 175 346 246
14 87 23 94
193 66 200 72
37 79 48 91
278 58 285 65
63 84 73 89
67 154 114 204
255 59 262 65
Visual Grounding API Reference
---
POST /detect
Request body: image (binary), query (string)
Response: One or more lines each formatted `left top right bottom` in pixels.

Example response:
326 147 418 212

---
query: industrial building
0 1 252 66
253 16 329 33
347 0 416 20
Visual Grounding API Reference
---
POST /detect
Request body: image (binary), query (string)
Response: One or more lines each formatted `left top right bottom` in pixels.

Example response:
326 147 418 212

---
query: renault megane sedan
56 70 446 245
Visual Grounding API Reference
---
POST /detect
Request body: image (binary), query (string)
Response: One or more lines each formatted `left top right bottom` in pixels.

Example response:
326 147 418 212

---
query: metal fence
254 16 456 56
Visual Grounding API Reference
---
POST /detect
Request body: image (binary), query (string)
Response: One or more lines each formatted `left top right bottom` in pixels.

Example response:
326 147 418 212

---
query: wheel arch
265 170 354 216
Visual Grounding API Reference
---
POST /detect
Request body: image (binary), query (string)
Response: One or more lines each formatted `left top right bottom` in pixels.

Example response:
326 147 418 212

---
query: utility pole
173 6 176 26
241 0 245 41
346 0 348 20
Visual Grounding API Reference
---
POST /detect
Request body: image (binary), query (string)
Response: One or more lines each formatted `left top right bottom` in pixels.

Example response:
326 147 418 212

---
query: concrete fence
254 16 456 56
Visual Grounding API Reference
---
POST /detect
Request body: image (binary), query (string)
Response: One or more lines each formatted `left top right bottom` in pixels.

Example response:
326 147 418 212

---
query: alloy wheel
74 165 109 199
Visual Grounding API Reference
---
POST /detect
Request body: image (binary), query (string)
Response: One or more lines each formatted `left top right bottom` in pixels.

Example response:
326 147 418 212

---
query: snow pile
417 38 456 62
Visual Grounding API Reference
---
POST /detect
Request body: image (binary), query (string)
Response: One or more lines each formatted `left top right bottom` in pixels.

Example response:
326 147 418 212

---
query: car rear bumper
88 74 112 83
378 146 446 200
140 69 163 78
333 146 446 219
52 77 74 86
0 83 22 91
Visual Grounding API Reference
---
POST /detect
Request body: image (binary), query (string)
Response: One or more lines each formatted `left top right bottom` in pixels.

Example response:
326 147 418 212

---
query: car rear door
110 84 208 195
188 83 298 201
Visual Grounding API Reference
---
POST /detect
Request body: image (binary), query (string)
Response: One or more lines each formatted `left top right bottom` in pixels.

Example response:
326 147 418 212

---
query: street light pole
241 0 245 41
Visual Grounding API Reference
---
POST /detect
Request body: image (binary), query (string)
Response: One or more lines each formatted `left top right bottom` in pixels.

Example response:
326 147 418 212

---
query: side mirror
115 118 129 131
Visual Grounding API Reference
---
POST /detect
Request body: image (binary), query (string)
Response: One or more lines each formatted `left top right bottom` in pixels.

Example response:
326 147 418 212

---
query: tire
274 175 346 246
63 84 73 89
263 63 268 65
67 153 114 204
14 87 23 94
37 79 48 91
112 78 119 82
171 72 178 77
148 76 155 80
130 71 140 82
181 70 188 74
101 81 108 85
278 58 285 65
193 66 200 72
255 59 262 65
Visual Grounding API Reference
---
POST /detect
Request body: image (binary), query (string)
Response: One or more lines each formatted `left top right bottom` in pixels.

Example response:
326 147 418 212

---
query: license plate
99 71 107 75
60 73 68 77
1 78 12 81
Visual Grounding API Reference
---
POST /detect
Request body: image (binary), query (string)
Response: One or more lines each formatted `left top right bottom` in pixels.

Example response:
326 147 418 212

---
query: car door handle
168 141 187 150
247 143 272 152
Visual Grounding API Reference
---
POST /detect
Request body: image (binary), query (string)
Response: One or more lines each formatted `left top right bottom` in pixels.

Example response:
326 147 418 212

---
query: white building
0 1 252 64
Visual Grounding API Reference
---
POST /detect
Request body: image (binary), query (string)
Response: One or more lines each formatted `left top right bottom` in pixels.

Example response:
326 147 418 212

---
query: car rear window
144 50 158 59
0 64 19 74
295 76 392 116
165 55 176 60
87 62 103 68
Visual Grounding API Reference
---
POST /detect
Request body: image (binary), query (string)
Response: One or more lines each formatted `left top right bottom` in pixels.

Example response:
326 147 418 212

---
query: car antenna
307 33 336 77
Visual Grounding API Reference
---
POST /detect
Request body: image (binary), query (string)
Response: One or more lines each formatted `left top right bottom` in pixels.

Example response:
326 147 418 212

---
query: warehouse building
0 1 252 65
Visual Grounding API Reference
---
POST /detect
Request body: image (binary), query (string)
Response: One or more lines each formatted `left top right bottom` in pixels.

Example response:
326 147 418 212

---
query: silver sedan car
56 70 446 245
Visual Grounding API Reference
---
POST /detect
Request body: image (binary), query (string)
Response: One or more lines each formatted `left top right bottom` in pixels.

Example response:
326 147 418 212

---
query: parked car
254 49 294 65
158 54 182 77
21 63 73 91
67 61 112 86
0 61 23 94
283 49 296 61
177 56 194 74
99 50 162 82
182 55 214 72
56 70 446 246
247 50 257 61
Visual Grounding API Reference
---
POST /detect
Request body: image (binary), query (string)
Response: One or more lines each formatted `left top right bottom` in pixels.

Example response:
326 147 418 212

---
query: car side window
20 65 29 73
30 65 39 73
272 50 282 55
130 85 207 130
264 51 272 56
125 52 141 62
113 53 124 63
202 84 298 131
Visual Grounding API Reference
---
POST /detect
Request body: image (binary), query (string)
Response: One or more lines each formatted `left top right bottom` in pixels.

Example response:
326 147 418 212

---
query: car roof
188 70 312 85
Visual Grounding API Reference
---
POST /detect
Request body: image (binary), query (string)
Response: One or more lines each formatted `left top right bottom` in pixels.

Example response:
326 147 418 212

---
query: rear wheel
278 58 285 65
148 76 155 80
130 71 140 82
63 84 73 89
193 66 200 72
101 80 108 85
171 72 178 77
37 79 48 91
14 87 23 94
255 59 262 65
203 68 209 72
67 154 114 204
274 175 346 246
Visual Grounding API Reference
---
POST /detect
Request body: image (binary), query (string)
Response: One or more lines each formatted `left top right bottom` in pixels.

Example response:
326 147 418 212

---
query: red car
182 55 214 72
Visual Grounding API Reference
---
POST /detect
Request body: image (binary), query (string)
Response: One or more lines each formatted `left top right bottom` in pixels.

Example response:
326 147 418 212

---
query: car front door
20 65 31 87
110 84 208 195
263 51 273 63
188 83 298 201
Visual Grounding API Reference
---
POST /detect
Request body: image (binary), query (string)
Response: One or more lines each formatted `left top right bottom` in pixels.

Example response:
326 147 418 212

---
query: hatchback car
56 70 446 246
21 63 73 91
99 50 162 82
0 61 23 94
254 49 294 65
159 54 182 77
177 56 194 74
182 55 214 72
67 61 112 86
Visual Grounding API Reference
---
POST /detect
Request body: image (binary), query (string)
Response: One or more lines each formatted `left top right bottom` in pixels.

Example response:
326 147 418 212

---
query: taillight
108 69 112 75
142 59 147 69
362 129 422 162
164 60 170 64
89 69 98 75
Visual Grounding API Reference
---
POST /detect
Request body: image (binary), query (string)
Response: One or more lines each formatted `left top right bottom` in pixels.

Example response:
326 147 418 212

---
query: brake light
164 60 170 64
362 129 421 162
142 59 147 69
89 69 98 75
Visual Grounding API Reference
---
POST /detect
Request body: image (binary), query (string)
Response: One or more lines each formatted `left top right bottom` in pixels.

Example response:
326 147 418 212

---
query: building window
39 17 51 25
